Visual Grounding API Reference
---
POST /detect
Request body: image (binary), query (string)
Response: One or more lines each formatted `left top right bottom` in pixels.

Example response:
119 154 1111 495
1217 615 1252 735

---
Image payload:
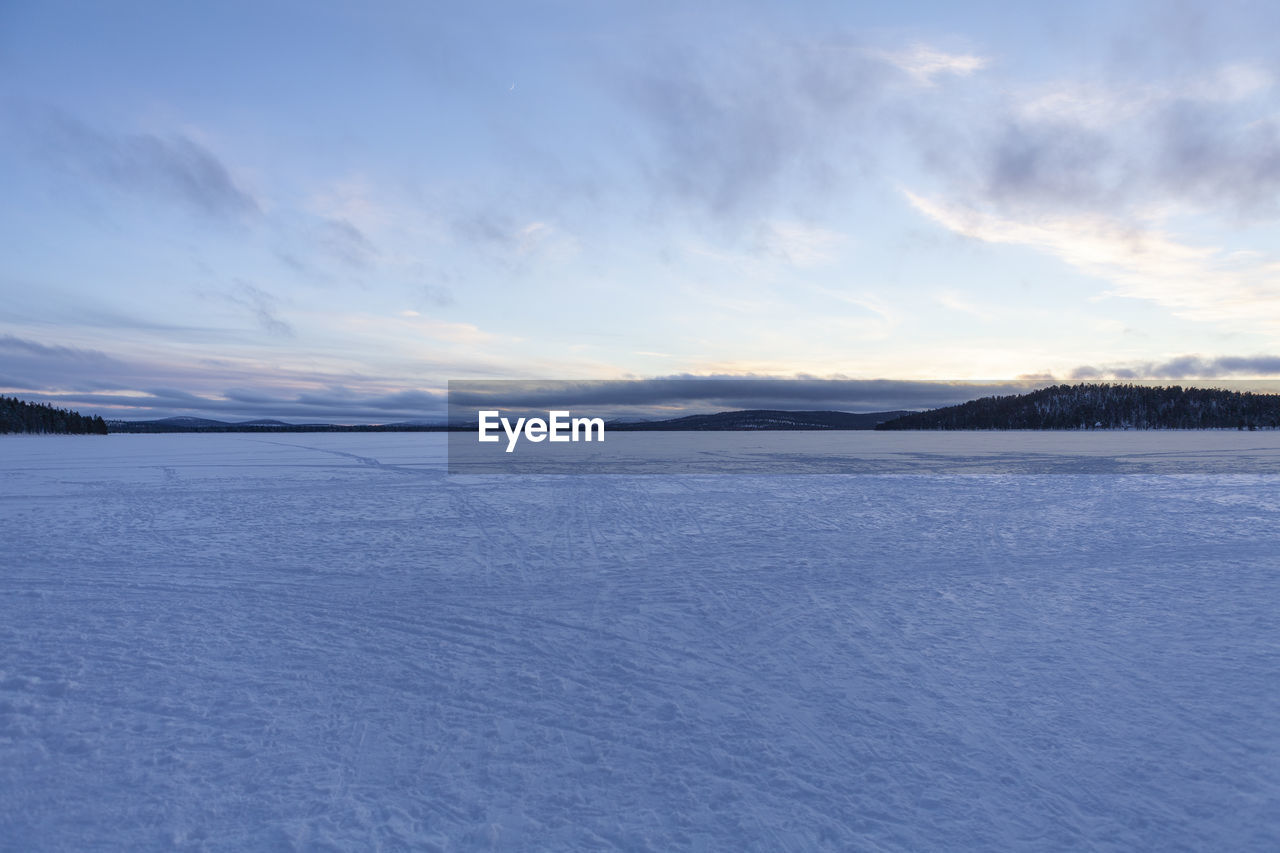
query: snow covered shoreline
2 434 1277 850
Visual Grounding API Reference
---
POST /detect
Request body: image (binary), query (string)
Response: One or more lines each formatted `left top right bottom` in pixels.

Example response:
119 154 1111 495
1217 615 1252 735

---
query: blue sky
4 0 1280 421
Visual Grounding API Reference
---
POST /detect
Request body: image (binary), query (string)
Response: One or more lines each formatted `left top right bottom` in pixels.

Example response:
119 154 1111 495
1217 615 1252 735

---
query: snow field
1 434 1277 850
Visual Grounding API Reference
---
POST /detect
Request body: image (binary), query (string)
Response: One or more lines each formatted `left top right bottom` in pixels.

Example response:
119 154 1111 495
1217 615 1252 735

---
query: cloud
893 46 1280 339
451 209 519 247
13 103 259 219
1150 100 1280 218
317 218 378 268
307 176 391 236
621 38 889 219
1067 355 1280 379
224 284 294 337
419 283 456 308
0 334 127 387
978 121 1119 211
0 309 535 421
1187 62 1273 101
611 16 1280 234
679 220 849 276
270 215 381 284
935 291 992 320
873 44 989 86
18 386 450 423
0 333 356 403
614 27 1280 235
0 334 456 420
1016 64 1272 130
448 211 578 269
906 191 1280 327
932 61 1280 221
0 334 106 360
752 221 846 267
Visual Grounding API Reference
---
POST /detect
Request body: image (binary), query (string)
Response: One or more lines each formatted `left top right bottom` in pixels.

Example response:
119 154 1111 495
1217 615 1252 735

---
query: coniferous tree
0 396 110 435
876 384 1280 430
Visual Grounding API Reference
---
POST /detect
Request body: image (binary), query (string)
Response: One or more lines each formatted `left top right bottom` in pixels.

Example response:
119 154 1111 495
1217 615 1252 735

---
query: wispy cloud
752 221 846 267
680 221 849 277
0 332 460 421
929 60 1280 220
873 44 989 85
18 386 450 423
317 218 378 268
515 221 579 260
224 284 294 337
1067 355 1280 379
1017 63 1272 129
906 191 1280 327
935 290 993 320
418 282 456 308
621 38 889 219
448 211 573 262
0 334 126 382
11 102 259 219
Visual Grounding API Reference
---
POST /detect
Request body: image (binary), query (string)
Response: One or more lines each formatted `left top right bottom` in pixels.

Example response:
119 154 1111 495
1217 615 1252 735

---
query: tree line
1 396 109 435
876 383 1280 430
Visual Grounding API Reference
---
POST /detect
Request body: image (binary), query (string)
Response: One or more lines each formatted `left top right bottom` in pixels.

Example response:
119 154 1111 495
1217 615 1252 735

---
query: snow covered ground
1 433 1278 850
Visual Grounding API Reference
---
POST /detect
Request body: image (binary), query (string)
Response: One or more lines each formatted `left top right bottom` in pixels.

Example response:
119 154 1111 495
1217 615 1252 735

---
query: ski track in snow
1 434 1278 851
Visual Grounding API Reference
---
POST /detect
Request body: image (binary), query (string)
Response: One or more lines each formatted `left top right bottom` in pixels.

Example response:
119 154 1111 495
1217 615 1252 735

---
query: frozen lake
1 433 1278 850
449 428 1280 473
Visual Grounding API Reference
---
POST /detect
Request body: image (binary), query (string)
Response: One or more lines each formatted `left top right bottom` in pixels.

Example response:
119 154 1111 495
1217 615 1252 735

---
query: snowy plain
1 432 1278 851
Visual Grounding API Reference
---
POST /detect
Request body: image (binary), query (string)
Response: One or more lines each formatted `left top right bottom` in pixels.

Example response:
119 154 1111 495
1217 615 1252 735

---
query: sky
4 0 1280 421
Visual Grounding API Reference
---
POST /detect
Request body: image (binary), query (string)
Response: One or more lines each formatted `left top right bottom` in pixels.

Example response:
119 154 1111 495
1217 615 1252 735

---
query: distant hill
107 409 911 433
48 386 1280 434
141 416 230 430
613 409 912 431
876 383 1280 430
1 396 108 435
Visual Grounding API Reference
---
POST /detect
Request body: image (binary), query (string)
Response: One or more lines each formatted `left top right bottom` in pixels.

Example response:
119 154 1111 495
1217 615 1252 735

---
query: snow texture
1 433 1278 851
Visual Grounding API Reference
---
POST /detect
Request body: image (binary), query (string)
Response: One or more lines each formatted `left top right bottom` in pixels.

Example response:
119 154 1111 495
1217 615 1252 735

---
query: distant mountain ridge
40 385 1280 434
876 383 1280 430
611 409 911 431
107 409 911 433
